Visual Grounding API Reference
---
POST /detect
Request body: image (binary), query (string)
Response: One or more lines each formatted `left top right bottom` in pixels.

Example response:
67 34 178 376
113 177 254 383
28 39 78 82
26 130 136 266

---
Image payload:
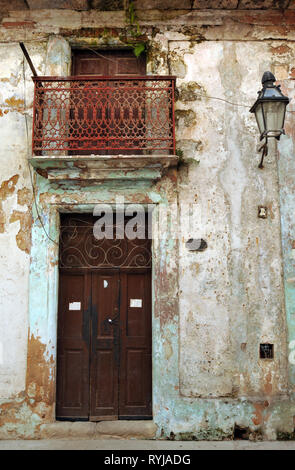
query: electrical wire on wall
18 41 295 112
173 88 295 112
22 57 58 246
190 91 295 113
79 46 119 63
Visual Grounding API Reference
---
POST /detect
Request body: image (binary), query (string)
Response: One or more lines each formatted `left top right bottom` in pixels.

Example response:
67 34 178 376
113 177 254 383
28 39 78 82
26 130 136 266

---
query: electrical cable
78 46 119 63
22 57 58 246
192 91 295 113
16 40 295 113
193 92 250 108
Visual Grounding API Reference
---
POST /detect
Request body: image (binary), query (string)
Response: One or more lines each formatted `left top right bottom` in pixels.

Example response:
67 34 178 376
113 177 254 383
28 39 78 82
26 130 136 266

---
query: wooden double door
56 268 152 420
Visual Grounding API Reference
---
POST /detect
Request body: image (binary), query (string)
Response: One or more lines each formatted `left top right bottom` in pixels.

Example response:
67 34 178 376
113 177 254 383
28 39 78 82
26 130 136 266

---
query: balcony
30 76 178 182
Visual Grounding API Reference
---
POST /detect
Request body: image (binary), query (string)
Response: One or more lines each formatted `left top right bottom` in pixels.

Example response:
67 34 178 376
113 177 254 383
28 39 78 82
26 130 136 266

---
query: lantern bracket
260 129 285 141
257 138 268 169
257 128 285 169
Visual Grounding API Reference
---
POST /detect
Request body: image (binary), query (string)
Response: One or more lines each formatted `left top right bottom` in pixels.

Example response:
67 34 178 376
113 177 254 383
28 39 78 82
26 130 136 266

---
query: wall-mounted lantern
250 71 289 168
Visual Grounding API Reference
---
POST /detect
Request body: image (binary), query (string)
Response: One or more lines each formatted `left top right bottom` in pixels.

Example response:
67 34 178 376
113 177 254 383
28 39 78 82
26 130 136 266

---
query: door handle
102 315 118 334
107 314 119 325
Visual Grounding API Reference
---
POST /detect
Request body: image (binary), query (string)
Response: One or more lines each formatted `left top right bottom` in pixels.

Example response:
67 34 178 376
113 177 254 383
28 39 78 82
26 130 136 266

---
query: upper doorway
72 48 146 77
70 48 146 155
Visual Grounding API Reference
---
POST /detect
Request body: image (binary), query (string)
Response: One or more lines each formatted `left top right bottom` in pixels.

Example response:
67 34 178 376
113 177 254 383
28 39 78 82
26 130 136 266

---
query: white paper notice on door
130 299 142 308
69 302 81 311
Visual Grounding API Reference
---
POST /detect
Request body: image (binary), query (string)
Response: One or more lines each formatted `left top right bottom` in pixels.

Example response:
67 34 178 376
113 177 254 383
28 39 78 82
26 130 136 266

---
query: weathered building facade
0 0 295 440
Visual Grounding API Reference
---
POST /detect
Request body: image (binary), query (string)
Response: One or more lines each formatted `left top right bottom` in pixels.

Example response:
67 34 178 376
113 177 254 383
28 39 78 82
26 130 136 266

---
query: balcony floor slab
29 154 178 182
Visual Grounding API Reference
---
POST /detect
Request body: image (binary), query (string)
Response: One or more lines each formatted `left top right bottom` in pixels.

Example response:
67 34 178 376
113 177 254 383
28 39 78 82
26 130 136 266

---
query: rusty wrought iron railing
32 76 176 155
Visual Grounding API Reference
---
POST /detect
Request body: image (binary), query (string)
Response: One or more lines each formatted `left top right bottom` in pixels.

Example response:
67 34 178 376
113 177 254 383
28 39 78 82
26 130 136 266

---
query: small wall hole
260 343 274 359
233 424 250 440
185 238 207 252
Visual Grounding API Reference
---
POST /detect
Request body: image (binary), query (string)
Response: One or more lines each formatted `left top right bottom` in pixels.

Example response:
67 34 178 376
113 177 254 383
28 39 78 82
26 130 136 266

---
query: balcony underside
29 154 178 182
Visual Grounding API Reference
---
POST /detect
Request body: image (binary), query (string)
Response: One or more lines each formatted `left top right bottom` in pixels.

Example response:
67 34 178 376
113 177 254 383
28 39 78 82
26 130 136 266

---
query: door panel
72 55 108 76
119 271 152 418
72 49 146 77
56 271 90 419
90 272 120 420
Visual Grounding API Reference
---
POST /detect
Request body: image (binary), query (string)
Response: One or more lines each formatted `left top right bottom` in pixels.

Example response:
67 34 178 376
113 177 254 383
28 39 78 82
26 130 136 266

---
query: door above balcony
30 76 178 182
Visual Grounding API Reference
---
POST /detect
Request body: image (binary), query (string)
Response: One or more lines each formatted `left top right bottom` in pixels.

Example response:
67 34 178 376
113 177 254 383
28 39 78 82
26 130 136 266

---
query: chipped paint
0 174 19 233
0 333 54 439
9 209 32 254
4 96 24 111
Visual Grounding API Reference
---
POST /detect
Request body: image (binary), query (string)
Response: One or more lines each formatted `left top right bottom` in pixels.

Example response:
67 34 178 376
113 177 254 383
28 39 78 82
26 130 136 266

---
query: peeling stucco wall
0 41 33 401
175 40 289 401
0 6 295 440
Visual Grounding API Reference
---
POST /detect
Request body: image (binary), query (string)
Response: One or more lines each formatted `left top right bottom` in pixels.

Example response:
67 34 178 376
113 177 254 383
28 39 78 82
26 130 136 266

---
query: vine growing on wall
125 0 146 57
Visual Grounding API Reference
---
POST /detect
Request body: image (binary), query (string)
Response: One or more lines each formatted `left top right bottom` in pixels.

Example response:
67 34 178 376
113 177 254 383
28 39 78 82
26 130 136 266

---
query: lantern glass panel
262 101 286 137
254 102 265 135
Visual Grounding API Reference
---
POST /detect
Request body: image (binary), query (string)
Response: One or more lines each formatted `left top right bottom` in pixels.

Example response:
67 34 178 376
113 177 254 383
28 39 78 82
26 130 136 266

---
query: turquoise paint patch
278 135 295 389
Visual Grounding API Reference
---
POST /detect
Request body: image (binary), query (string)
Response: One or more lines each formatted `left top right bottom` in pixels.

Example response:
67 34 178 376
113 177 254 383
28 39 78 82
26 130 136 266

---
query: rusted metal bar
32 76 176 155
19 42 38 77
32 75 176 82
171 78 176 155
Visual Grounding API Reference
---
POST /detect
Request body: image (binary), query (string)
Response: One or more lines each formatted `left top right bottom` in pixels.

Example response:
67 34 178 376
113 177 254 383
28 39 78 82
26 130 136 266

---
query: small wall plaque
258 206 267 219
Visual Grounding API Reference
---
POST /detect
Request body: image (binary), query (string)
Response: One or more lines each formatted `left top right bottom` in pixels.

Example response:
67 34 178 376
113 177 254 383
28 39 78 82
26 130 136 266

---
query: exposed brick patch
271 44 292 54
2 21 36 29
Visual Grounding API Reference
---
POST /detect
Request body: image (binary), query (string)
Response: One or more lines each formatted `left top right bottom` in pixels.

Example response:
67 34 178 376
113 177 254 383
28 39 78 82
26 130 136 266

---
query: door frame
27 194 179 433
43 203 156 419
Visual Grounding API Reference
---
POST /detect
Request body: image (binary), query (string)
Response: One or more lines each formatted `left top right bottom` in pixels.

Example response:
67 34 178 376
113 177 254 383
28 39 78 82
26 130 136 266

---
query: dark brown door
56 214 152 420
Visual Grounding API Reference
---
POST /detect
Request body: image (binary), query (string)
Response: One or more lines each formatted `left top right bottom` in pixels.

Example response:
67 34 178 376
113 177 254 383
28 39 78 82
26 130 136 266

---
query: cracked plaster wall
0 7 295 439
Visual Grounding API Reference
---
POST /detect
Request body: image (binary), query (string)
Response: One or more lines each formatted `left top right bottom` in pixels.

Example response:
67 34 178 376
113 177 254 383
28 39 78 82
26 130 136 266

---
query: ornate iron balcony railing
32 76 176 155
